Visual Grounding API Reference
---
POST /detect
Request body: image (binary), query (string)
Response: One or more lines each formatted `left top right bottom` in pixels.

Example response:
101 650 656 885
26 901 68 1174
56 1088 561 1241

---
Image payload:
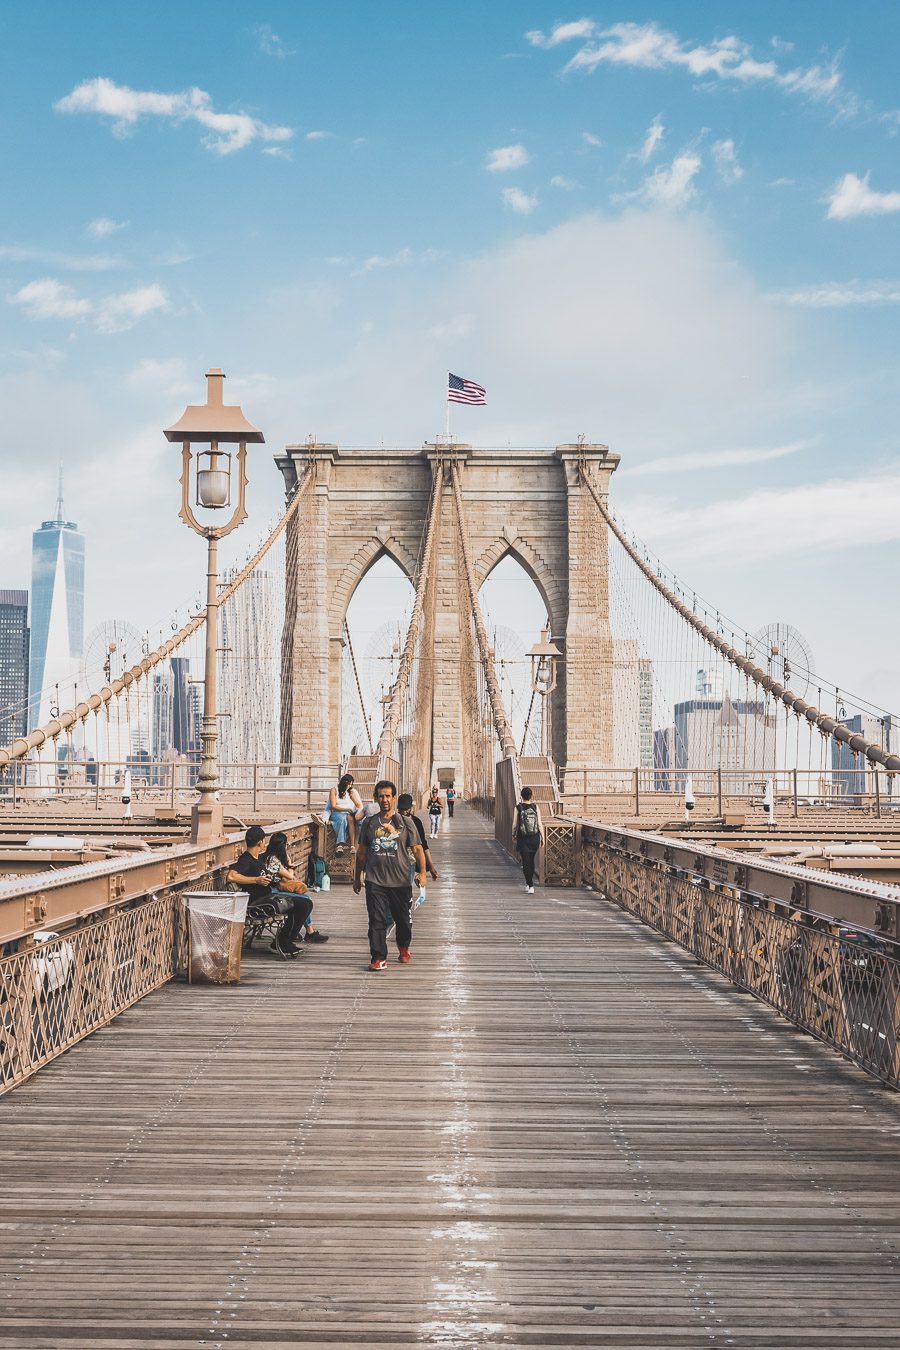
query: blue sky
0 2 898 711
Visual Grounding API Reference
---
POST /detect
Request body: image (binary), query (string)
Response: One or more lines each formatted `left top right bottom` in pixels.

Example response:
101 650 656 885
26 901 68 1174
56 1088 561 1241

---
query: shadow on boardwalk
1 805 899 1347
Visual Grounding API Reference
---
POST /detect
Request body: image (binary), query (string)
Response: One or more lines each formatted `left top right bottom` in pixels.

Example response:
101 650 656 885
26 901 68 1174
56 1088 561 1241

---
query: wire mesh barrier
0 891 187 1093
581 829 900 1088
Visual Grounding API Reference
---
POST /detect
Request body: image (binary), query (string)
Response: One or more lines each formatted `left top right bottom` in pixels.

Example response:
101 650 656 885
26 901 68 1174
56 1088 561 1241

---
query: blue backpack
307 853 328 888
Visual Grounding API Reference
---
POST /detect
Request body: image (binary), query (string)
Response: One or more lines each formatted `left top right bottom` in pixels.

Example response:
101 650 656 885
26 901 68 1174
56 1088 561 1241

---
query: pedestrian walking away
398 792 439 906
513 786 544 894
354 780 426 970
427 786 443 838
446 784 456 819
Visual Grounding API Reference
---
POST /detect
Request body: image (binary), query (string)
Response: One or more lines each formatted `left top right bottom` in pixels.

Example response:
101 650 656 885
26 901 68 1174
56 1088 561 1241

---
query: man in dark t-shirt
354 780 426 970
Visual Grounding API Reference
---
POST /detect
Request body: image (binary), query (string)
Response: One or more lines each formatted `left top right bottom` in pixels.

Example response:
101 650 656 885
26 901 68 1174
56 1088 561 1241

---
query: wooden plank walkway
1 804 899 1348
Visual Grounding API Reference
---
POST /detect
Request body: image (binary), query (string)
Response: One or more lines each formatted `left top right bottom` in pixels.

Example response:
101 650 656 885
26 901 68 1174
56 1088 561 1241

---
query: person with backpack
446 784 456 819
427 786 443 838
513 786 544 894
398 792 439 905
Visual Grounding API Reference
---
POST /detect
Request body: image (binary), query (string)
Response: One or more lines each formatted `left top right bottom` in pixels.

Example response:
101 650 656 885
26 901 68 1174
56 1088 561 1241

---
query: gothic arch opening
342 552 414 758
479 553 550 755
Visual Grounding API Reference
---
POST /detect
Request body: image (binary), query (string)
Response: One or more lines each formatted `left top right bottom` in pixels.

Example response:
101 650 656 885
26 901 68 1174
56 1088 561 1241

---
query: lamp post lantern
527 627 561 758
164 369 264 843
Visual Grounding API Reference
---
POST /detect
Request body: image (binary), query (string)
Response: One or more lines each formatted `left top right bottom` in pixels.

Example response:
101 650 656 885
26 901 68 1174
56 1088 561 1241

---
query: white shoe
526 885 534 894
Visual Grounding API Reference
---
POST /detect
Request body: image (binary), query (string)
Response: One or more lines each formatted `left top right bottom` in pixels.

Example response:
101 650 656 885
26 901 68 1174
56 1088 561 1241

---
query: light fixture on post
164 369 264 844
527 626 562 758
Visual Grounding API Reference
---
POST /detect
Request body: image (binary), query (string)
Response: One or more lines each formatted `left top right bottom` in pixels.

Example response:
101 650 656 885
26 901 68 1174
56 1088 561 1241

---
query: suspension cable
449 462 516 760
344 618 374 755
579 464 900 775
376 460 443 765
0 465 314 769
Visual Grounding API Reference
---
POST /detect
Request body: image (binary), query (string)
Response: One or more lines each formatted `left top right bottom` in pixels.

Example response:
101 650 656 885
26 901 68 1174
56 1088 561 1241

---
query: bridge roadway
2 806 899 1348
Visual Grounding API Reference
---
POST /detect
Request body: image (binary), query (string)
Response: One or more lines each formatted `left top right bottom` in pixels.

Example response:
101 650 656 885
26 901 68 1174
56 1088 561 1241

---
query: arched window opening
480 553 550 755
343 553 414 758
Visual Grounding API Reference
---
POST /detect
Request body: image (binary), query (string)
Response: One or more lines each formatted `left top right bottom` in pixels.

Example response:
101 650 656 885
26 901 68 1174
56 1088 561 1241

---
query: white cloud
582 131 602 147
352 247 442 276
8 276 168 332
550 175 578 189
126 357 193 396
827 172 900 220
263 146 293 160
622 440 812 476
305 130 332 141
485 144 530 172
0 244 123 272
767 177 795 188
95 284 168 333
769 281 900 307
87 216 127 238
529 19 857 116
502 187 539 215
9 278 92 320
526 19 596 49
712 138 742 184
55 77 293 155
630 152 702 208
254 24 295 58
637 115 664 163
627 467 900 561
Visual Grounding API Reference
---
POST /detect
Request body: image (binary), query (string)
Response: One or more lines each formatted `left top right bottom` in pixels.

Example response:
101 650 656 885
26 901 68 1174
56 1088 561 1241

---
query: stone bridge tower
276 442 618 785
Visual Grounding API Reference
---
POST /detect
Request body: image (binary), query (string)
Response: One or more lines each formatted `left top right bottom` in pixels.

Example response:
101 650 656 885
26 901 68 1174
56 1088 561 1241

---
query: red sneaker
368 958 387 971
398 947 411 963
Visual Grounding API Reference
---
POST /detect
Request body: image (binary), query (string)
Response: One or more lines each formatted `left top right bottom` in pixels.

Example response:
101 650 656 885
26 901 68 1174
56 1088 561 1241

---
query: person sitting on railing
262 831 328 944
326 773 364 853
226 825 311 959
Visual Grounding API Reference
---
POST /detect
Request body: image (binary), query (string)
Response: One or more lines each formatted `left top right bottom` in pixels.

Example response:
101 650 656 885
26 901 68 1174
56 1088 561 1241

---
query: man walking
354 780 426 970
513 786 544 894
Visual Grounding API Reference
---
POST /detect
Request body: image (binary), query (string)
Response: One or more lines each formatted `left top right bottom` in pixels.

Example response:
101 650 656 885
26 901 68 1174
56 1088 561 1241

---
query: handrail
0 467 314 770
580 464 900 775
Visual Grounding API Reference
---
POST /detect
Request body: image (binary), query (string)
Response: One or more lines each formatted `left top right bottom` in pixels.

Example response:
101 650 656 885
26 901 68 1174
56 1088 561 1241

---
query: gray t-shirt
359 811 421 888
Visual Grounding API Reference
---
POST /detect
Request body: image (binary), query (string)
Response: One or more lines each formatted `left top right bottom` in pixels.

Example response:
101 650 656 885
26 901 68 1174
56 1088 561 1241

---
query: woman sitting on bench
262 832 328 944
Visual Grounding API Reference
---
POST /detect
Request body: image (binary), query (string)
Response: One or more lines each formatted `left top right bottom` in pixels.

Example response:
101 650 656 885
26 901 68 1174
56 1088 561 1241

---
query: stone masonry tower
276 442 619 785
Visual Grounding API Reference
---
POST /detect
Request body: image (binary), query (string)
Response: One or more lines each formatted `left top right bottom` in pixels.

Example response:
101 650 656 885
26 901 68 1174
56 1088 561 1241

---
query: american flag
448 372 486 405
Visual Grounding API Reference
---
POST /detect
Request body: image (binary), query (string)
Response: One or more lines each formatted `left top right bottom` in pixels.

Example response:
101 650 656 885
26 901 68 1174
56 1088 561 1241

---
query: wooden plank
0 805 899 1347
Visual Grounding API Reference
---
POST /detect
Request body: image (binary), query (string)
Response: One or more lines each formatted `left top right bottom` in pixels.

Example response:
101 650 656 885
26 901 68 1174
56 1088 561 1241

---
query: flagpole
446 373 451 443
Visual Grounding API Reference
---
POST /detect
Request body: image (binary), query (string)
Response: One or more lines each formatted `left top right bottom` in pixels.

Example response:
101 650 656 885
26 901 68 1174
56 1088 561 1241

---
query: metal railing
0 815 317 1095
559 765 899 819
0 761 341 815
578 821 900 1088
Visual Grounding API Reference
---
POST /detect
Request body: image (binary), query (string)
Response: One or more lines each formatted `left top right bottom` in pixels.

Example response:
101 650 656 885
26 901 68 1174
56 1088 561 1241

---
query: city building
0 590 29 743
832 714 892 798
29 475 84 729
218 570 278 777
152 657 201 784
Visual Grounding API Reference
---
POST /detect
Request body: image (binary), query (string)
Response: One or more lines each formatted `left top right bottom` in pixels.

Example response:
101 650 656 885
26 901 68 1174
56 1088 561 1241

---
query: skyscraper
29 472 84 728
0 590 29 743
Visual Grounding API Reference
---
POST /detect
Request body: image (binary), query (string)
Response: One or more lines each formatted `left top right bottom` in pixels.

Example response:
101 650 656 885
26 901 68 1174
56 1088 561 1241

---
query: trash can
184 891 249 985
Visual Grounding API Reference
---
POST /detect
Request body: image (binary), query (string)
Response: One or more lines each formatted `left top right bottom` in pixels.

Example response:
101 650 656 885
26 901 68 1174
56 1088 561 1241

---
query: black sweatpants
447 799 454 817
272 891 313 947
366 882 413 960
517 835 540 887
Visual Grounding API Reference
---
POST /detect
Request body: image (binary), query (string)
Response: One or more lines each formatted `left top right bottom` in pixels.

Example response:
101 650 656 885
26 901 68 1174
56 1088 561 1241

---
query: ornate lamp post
164 369 264 843
527 627 561 758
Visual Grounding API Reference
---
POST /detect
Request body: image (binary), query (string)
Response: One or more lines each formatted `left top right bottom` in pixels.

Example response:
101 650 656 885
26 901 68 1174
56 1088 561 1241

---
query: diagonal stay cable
376 459 443 767
579 463 900 775
449 461 517 761
0 465 314 768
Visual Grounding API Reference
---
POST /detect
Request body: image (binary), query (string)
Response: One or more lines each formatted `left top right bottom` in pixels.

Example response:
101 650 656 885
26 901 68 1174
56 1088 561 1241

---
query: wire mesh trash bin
184 891 249 984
